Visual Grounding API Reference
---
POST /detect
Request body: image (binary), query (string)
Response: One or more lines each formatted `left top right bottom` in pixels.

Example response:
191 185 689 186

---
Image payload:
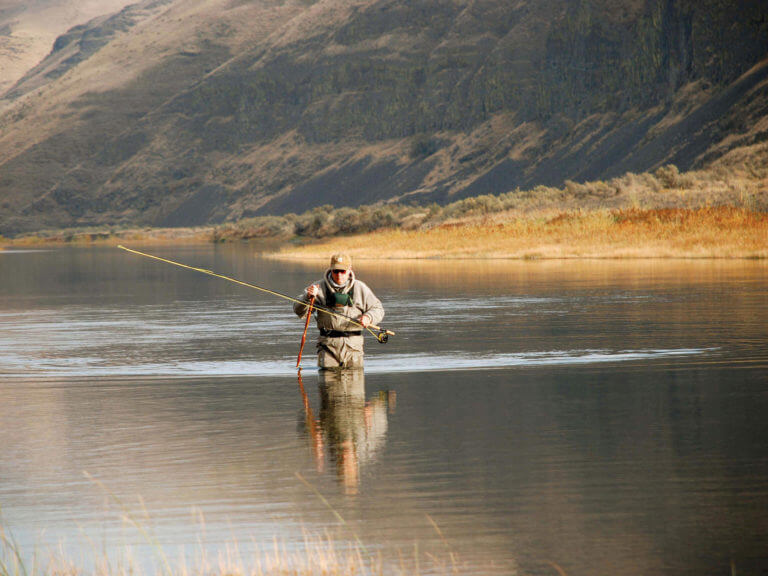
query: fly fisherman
294 254 384 368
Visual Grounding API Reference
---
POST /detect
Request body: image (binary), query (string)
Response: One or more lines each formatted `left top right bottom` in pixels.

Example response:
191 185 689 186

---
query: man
294 253 384 368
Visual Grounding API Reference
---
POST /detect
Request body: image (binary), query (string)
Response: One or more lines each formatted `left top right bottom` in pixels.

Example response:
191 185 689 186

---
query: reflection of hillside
298 369 394 495
0 377 326 529
350 258 768 294
390 366 768 575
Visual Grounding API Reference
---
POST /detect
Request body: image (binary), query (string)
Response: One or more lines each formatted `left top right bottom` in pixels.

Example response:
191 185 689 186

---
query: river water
1 245 767 575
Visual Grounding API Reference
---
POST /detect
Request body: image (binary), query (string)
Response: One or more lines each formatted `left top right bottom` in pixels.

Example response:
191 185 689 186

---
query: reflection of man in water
298 369 394 495
293 254 384 368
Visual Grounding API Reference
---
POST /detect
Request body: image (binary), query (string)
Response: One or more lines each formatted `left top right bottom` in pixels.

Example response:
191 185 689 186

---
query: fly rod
117 245 394 342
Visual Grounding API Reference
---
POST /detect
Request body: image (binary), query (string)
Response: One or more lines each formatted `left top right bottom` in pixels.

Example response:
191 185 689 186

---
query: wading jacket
293 269 384 356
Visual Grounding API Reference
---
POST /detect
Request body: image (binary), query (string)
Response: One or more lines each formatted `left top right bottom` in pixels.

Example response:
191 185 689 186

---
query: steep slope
0 0 766 235
0 0 135 97
0 0 310 232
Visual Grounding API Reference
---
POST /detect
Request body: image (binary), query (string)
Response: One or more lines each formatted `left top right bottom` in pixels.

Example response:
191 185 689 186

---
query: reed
0 521 466 576
0 531 380 576
0 473 465 576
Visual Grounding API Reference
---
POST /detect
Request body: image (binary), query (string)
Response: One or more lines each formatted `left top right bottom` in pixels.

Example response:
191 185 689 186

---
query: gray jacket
294 269 384 353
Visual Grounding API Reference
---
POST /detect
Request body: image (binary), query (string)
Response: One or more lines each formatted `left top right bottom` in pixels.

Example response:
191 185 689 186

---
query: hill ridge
0 0 766 235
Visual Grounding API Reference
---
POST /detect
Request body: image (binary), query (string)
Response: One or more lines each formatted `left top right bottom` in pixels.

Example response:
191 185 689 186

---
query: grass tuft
0 476 468 576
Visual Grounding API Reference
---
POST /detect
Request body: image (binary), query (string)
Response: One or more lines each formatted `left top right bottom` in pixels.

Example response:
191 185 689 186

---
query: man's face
331 268 351 284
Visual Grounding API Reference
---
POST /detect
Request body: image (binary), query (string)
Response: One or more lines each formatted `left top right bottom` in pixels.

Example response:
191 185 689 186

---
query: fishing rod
117 245 394 343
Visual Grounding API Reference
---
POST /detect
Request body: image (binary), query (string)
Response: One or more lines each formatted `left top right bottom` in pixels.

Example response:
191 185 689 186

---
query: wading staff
117 245 395 342
296 295 315 367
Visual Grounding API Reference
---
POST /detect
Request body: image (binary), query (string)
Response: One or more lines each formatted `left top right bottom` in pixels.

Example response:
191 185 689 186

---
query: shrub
409 133 440 158
654 164 681 188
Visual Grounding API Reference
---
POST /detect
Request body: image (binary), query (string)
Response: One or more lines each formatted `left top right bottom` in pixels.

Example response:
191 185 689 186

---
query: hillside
0 0 134 97
0 0 767 236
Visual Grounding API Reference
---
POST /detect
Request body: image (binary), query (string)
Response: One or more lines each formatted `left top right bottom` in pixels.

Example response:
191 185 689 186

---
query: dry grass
273 206 768 260
4 164 766 259
6 205 766 259
0 473 466 576
0 523 465 576
2 226 216 247
1 531 393 576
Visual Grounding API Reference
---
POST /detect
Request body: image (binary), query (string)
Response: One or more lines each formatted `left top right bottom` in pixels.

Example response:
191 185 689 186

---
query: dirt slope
0 0 766 235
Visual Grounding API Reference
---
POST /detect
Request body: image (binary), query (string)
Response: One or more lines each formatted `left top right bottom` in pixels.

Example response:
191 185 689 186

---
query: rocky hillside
1 0 767 235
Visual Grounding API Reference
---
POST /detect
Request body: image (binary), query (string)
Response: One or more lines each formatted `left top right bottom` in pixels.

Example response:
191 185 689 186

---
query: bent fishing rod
117 245 395 343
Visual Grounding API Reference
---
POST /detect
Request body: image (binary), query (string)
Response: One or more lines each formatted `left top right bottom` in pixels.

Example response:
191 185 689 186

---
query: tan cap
330 253 352 271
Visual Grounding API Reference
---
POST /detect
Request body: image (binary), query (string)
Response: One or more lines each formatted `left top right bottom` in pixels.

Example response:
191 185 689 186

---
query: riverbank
271 206 768 260
3 165 766 259
3 205 766 259
0 226 214 246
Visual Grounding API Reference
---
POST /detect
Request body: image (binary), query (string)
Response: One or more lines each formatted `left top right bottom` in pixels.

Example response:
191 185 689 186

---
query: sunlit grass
0 517 466 576
274 206 768 260
6 205 764 259
3 163 766 258
0 528 391 576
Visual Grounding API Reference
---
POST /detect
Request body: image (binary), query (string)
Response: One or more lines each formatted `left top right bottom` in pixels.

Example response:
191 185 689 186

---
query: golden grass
273 206 768 260
3 160 766 260
4 206 765 259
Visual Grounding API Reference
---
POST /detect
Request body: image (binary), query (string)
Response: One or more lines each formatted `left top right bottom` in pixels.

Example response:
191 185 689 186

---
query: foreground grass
0 513 462 576
273 206 768 260
0 522 471 576
0 474 464 576
0 530 438 576
0 472 464 576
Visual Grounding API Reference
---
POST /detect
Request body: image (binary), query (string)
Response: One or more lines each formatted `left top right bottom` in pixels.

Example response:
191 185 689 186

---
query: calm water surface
1 246 767 575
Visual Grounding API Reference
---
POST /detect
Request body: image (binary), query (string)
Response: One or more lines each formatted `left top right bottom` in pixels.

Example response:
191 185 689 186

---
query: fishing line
117 245 394 342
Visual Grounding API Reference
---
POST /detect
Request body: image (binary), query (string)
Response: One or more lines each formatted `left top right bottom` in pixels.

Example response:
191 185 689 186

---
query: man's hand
359 314 371 328
306 284 319 298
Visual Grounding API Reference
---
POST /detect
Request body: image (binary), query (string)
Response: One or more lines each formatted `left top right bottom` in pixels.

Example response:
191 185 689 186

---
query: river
1 245 767 575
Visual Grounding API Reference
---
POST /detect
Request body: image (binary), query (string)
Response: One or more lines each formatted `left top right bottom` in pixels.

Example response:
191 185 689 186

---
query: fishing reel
374 329 389 344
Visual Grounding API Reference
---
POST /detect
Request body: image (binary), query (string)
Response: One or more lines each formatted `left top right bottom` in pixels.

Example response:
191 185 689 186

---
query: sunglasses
331 269 349 274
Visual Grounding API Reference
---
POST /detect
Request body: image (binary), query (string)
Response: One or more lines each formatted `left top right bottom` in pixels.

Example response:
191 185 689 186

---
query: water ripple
0 348 715 378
